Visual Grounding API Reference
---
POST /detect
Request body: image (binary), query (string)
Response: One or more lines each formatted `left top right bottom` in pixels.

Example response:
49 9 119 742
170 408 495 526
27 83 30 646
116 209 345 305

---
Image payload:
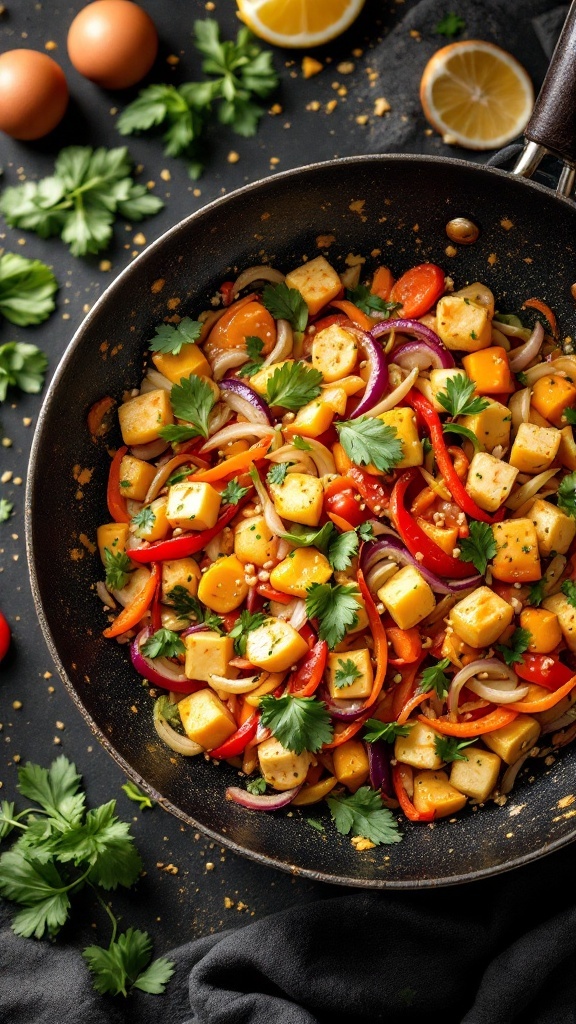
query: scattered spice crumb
306 100 321 111
302 56 322 78
316 234 335 248
205 862 215 871
337 61 355 74
374 97 391 116
351 836 375 851
445 245 457 258
160 169 171 181
45 40 57 50
269 103 282 115
500 218 513 230
22 418 31 427
356 114 369 125
488 253 498 265
99 260 112 272
325 99 338 114
224 897 235 909
1 472 12 483
12 701 22 711
166 54 179 65
227 151 240 164
133 232 146 246
2 438 12 448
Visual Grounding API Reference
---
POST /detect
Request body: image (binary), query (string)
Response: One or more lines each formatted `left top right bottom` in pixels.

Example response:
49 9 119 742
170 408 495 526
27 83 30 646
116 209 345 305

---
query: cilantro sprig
262 282 308 334
561 579 576 607
495 627 531 666
335 416 403 473
305 582 360 649
0 342 48 403
527 578 546 607
0 253 58 327
557 472 576 518
345 285 401 318
141 628 185 660
221 477 250 505
434 12 466 37
459 520 497 576
363 720 410 744
148 318 202 356
159 374 216 442
436 376 489 418
280 521 359 571
166 586 223 631
419 658 451 699
259 694 333 754
327 786 402 846
434 736 475 763
228 610 267 656
237 336 265 377
334 658 362 689
103 548 133 591
265 361 322 410
267 461 292 486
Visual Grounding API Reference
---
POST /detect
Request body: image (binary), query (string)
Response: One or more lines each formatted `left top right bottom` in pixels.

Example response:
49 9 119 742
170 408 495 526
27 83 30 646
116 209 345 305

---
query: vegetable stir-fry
95 253 576 845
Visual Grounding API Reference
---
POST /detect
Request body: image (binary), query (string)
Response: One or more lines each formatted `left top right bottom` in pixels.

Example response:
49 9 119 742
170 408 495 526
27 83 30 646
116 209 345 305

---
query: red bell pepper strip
0 610 11 662
419 706 517 737
103 562 160 638
219 280 235 307
346 466 390 515
357 568 387 709
515 653 574 691
392 763 435 822
107 445 130 524
191 437 273 483
129 490 253 563
323 713 371 748
299 622 317 649
209 712 259 759
389 469 472 579
289 640 328 697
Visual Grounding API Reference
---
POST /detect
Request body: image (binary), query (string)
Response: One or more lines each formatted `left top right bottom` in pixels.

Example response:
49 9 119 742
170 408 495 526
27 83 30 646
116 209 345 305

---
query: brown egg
0 49 69 140
67 0 158 89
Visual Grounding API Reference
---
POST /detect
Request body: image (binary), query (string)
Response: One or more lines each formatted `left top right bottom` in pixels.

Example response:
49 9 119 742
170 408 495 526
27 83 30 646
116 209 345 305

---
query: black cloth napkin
2 2 574 1023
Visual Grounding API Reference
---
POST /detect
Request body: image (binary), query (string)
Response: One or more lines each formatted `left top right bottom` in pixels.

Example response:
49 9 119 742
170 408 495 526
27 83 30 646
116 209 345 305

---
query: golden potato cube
377 564 435 630
270 472 323 527
378 407 423 468
184 631 234 682
249 359 294 396
394 720 444 771
245 618 309 672
321 385 348 415
332 740 370 793
465 451 518 512
270 547 332 599
197 554 248 614
152 343 211 384
455 282 495 319
286 398 335 438
520 607 562 654
435 295 492 352
412 770 467 817
166 481 222 531
327 648 373 699
161 557 201 604
449 586 513 648
542 593 576 653
97 522 129 564
531 373 576 426
509 422 561 474
529 498 576 557
491 519 541 584
284 255 342 316
257 737 310 791
312 324 358 381
535 687 576 726
234 515 277 567
483 714 541 764
418 518 459 556
118 389 173 446
118 455 157 501
178 687 236 749
458 398 512 452
449 746 501 802
558 425 576 471
132 497 169 541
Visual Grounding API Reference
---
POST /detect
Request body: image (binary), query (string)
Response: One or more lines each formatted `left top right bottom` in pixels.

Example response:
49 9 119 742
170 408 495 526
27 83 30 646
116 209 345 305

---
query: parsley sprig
557 472 576 518
0 342 48 403
221 477 249 505
305 582 360 649
346 285 401 318
419 658 451 698
228 610 267 656
141 628 185 660
436 376 489 418
166 586 223 631
265 361 322 410
148 318 202 356
434 736 475 763
237 336 265 378
262 282 309 333
103 548 133 591
459 520 497 576
0 253 58 327
259 694 333 754
159 375 216 442
495 627 531 666
279 521 359 571
363 720 410 744
335 417 403 473
334 658 362 689
327 787 402 846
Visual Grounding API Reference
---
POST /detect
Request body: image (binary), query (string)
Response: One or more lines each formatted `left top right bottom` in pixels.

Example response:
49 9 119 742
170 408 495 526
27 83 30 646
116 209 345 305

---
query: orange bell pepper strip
523 297 558 338
103 562 160 638
107 445 131 524
419 706 517 737
392 763 435 822
387 627 422 665
288 640 328 697
327 512 357 532
331 299 374 331
390 656 425 721
371 266 394 300
192 436 273 483
323 714 371 749
397 689 432 725
255 583 293 605
506 674 576 713
357 568 387 710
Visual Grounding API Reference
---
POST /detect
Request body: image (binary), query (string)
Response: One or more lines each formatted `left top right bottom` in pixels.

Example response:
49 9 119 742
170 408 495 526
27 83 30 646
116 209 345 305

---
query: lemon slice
420 40 534 150
237 0 365 48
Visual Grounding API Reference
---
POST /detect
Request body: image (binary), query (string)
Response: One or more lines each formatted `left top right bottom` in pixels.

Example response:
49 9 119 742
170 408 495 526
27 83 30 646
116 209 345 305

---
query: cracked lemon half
236 0 365 48
420 40 534 150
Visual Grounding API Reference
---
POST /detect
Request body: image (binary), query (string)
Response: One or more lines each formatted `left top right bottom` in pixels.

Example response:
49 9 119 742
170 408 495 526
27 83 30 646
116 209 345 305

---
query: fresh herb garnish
0 146 163 257
159 375 216 442
335 416 403 473
292 435 312 451
561 579 576 607
434 12 466 37
0 253 58 327
436 376 489 418
0 499 14 523
563 407 576 425
0 342 48 402
345 284 401 318
305 817 325 832
434 736 475 763
334 658 362 689
328 530 359 571
495 627 531 666
259 694 333 754
237 336 265 377
166 586 223 632
246 776 267 795
155 695 185 731
527 578 546 607
516 371 529 387
267 461 292 486
103 548 133 591
228 610 267 656
262 282 309 334
419 658 451 699
121 781 155 811
279 520 358 571
459 520 497 575
305 582 360 649
141 628 185 660
83 926 174 997
221 477 249 505
557 472 576 517
148 318 202 356
363 720 410 744
442 422 482 452
327 786 402 846
132 506 156 532
265 361 322 410
357 520 375 543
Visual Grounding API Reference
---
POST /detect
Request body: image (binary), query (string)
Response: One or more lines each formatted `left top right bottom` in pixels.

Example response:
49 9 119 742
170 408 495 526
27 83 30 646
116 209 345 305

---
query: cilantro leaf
132 506 156 532
0 253 58 327
267 461 291 486
459 520 497 575
221 477 249 505
363 720 410 743
436 376 489 418
118 83 207 179
55 800 143 890
305 817 324 832
495 627 531 666
0 342 48 402
434 735 475 763
0 800 16 842
0 853 71 938
292 435 312 451
103 548 133 591
155 695 185 732
121 781 155 811
237 336 265 377
228 610 267 656
527 578 546 607
357 521 375 542
160 375 216 441
328 530 359 571
443 422 482 452
557 472 576 518
305 582 360 649
259 694 333 754
17 756 85 828
83 927 174 997
265 361 322 410
166 586 223 631
335 417 403 473
246 776 267 795
561 579 576 607
345 285 401 318
262 283 308 333
420 658 451 699
0 499 14 523
434 12 466 37
194 20 278 135
334 658 362 689
327 786 402 845
141 628 185 660
149 318 202 356
280 521 336 551
563 408 576 425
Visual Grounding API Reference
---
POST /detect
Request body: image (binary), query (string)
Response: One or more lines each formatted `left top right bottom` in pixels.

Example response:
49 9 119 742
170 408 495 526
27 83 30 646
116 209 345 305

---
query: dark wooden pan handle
524 0 576 164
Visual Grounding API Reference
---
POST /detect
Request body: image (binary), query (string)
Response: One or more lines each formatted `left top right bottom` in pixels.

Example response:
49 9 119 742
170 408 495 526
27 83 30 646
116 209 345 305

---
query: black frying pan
26 5 576 887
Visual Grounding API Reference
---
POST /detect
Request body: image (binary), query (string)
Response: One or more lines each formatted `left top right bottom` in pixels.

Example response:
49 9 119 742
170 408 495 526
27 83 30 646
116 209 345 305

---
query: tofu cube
132 496 169 541
465 451 518 512
531 374 576 426
162 557 201 605
449 746 501 802
418 518 459 556
458 398 512 452
435 295 492 352
491 519 541 584
184 631 234 682
118 455 157 501
529 498 576 557
377 564 435 629
394 720 444 771
455 282 495 319
326 648 373 699
543 593 576 653
151 343 211 384
269 547 332 599
284 255 342 316
449 586 513 648
97 522 129 564
378 407 423 468
118 389 174 446
197 554 248 614
422 368 468 412
269 472 323 527
249 359 294 396
520 607 562 654
166 481 222 531
286 397 335 438
245 618 309 672
258 736 310 790
483 714 541 764
312 324 358 381
178 687 236 749
509 422 561 474
412 770 467 817
332 740 370 792
234 515 277 567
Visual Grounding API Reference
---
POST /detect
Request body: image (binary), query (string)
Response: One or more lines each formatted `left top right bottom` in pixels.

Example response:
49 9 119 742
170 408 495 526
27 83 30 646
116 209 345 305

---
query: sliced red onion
225 784 301 810
447 658 518 718
318 686 368 721
131 627 204 692
360 538 481 595
180 623 211 638
219 378 273 425
347 326 389 419
372 318 454 367
367 740 393 798
393 338 455 371
508 321 544 372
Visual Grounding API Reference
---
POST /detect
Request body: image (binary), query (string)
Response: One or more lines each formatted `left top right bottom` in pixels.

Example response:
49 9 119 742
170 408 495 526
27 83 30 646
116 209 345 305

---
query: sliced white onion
154 709 204 756
276 538 291 560
144 453 197 504
523 362 557 386
204 530 229 562
448 658 517 719
542 704 576 734
509 387 531 439
467 678 529 704
126 498 142 517
130 438 170 460
289 599 308 632
492 320 531 340
211 349 249 381
491 327 511 350
96 580 117 609
141 368 173 393
208 674 261 694
207 403 232 436
267 445 316 475
262 319 293 367
500 751 533 795
232 265 284 296
304 439 337 477
509 321 544 372
366 560 399 592
505 469 559 510
543 554 567 596
250 466 286 536
112 567 151 607
549 355 576 377
364 366 419 416
201 422 273 452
